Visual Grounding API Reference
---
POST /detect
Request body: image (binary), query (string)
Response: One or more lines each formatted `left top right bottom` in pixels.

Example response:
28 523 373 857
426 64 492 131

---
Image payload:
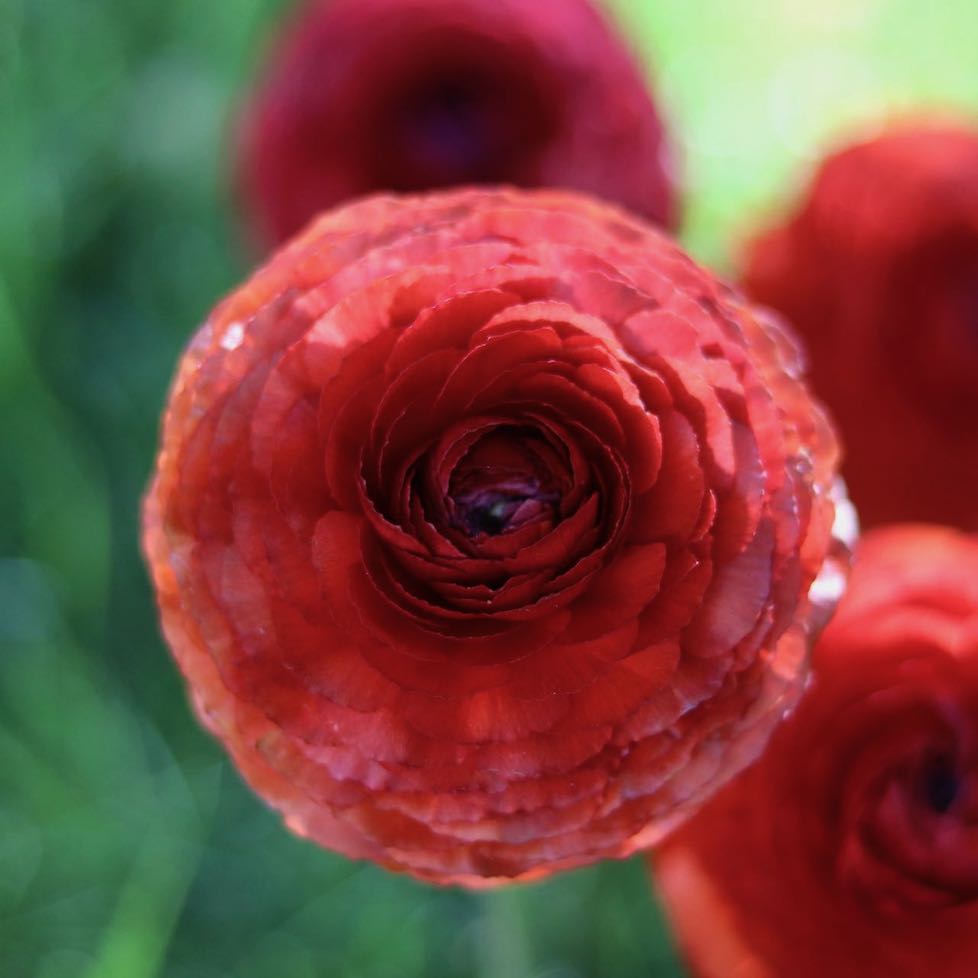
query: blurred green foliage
2 1 977 976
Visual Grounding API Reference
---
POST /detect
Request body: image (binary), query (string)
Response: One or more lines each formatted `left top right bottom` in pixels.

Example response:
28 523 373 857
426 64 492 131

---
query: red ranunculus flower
143 187 846 885
655 524 978 978
238 0 679 247
742 122 978 531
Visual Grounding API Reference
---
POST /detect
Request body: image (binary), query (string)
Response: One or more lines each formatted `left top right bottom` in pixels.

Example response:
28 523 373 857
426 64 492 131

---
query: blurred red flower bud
143 187 846 885
742 122 978 530
237 0 679 247
655 525 978 978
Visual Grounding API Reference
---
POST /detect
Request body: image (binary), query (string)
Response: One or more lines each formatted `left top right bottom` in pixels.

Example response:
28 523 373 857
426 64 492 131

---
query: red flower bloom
143 187 846 885
742 122 978 530
655 525 978 978
238 0 679 247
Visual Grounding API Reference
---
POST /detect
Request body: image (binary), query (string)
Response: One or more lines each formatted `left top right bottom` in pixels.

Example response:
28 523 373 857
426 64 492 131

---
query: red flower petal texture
238 0 679 247
742 121 978 530
654 525 978 978
143 187 847 885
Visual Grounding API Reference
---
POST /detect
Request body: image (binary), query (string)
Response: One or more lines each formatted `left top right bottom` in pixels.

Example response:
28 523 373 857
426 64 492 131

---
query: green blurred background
2 1 977 976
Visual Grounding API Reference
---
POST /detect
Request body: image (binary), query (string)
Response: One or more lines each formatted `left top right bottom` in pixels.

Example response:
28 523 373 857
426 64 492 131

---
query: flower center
921 756 960 814
373 48 558 192
453 481 554 536
405 78 492 176
447 427 563 538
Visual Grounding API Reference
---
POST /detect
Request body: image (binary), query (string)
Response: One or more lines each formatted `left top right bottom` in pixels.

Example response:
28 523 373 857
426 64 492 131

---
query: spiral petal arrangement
143 187 846 885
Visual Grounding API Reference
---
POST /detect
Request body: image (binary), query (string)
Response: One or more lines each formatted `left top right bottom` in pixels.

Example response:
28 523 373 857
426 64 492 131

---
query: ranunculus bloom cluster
655 525 978 978
143 187 845 885
742 122 978 531
238 0 678 247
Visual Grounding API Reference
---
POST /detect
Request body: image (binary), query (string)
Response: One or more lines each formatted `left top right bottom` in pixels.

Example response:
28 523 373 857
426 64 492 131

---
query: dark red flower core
369 47 560 192
921 756 961 814
143 188 846 885
655 525 978 978
238 0 678 247
742 122 978 529
447 429 563 536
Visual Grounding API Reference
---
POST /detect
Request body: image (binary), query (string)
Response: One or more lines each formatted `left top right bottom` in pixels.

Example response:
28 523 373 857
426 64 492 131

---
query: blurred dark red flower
143 187 846 885
742 122 978 530
655 524 978 978
238 0 679 247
